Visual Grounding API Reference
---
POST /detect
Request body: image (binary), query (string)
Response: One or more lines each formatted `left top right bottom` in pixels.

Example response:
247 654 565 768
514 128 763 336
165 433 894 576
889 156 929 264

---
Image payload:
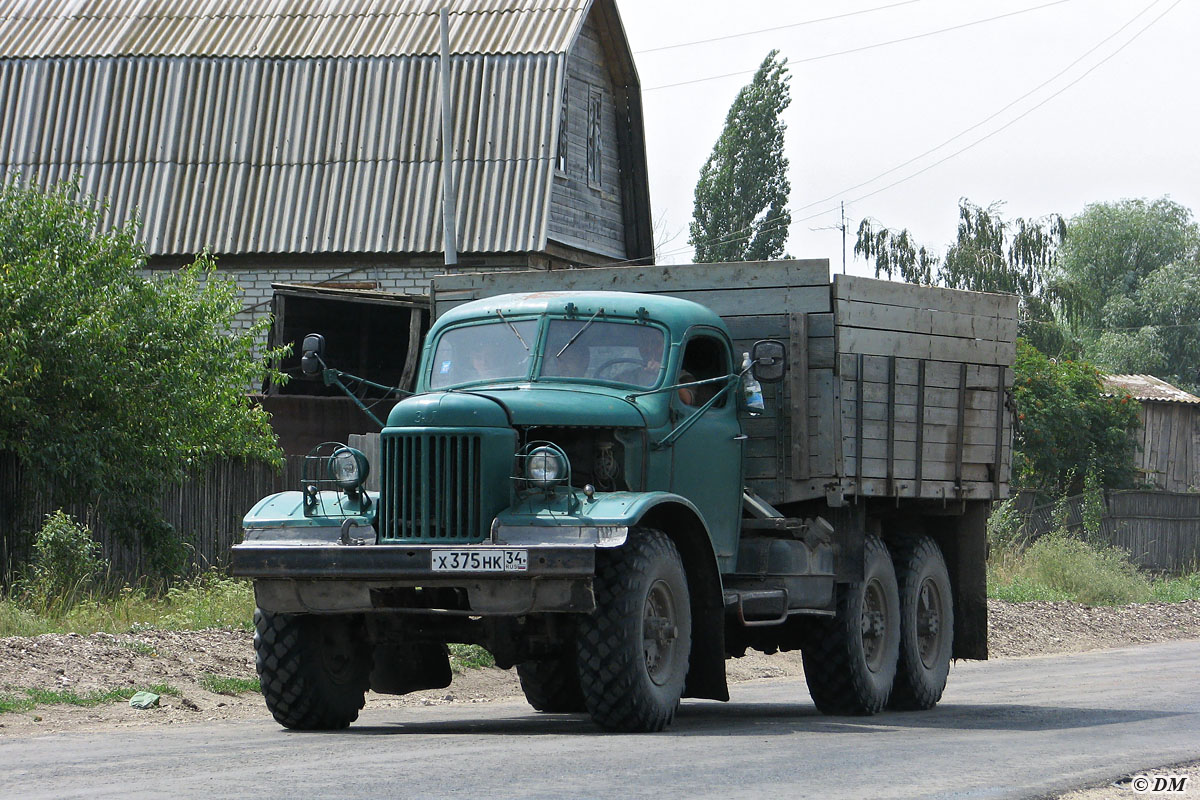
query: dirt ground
1 599 1197 743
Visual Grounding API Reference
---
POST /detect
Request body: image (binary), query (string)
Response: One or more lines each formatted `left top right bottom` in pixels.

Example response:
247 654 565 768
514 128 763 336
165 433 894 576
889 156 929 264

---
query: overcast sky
616 0 1198 276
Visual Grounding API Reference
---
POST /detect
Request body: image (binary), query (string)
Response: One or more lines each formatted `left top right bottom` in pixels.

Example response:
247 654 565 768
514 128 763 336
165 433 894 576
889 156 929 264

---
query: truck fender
243 490 378 529
635 498 729 703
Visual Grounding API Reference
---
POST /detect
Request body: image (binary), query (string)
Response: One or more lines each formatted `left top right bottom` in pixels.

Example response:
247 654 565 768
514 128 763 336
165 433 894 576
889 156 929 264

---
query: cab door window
677 334 730 407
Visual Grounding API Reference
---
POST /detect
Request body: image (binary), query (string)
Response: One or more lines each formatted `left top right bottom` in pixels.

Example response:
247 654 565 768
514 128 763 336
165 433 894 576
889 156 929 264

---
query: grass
119 640 157 656
0 683 181 714
0 570 255 637
988 529 1200 606
198 674 260 695
448 643 495 673
1150 572 1200 603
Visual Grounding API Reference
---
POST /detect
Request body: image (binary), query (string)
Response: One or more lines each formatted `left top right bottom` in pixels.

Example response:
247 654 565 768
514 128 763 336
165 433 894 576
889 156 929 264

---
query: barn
0 0 653 332
1102 374 1200 492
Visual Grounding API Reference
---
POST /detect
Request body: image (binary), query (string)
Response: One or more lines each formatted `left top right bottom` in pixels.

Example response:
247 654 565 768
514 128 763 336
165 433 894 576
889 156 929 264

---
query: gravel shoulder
1 599 1197 740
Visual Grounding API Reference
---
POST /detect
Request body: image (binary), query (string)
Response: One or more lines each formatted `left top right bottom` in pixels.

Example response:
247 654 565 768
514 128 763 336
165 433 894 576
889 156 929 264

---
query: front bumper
231 542 596 616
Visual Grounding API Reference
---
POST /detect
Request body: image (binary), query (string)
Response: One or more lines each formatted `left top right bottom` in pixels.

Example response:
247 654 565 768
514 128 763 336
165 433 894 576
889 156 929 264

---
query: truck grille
380 433 488 541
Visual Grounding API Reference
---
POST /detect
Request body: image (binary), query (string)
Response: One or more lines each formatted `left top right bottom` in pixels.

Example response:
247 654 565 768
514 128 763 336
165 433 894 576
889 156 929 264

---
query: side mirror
300 333 326 377
751 340 786 383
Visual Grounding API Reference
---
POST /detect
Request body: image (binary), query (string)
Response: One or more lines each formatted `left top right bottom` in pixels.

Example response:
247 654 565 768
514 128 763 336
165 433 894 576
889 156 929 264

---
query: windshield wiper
494 309 530 351
555 308 604 358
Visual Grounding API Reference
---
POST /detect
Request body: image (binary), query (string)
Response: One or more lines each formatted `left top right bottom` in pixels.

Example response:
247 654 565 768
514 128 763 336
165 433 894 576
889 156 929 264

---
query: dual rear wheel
801 533 953 714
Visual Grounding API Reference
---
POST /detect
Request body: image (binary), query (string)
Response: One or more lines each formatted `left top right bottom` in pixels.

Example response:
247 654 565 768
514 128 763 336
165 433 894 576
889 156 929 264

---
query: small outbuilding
1102 374 1200 492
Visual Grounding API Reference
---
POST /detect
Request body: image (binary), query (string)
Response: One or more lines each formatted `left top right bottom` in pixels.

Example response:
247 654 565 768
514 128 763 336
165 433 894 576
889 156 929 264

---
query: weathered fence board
1018 490 1200 574
0 452 305 580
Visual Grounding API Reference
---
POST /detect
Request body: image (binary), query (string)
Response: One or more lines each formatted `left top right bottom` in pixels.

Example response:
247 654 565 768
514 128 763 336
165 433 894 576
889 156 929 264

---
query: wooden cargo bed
432 260 1017 506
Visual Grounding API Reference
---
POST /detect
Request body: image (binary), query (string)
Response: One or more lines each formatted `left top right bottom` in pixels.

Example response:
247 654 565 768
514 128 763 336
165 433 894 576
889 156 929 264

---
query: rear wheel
517 653 586 713
801 534 900 715
254 609 371 730
889 535 954 710
576 528 691 732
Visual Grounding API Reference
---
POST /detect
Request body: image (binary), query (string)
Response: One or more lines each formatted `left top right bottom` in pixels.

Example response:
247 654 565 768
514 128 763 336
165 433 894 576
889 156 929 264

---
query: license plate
431 549 528 572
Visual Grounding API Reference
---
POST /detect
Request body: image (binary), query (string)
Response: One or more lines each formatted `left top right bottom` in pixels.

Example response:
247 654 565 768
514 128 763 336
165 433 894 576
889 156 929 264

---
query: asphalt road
4 640 1200 800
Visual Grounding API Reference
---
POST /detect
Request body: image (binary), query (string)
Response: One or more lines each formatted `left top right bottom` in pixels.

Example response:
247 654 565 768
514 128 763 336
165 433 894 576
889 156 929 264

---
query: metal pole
841 201 847 274
439 8 459 266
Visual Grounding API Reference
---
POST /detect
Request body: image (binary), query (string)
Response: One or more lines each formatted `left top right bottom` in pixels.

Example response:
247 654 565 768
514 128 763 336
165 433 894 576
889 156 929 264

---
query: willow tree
689 50 792 263
854 200 1070 354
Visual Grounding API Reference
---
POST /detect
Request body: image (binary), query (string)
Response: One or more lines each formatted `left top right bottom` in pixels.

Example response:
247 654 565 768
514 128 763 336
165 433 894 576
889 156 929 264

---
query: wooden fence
1017 490 1200 573
0 452 310 580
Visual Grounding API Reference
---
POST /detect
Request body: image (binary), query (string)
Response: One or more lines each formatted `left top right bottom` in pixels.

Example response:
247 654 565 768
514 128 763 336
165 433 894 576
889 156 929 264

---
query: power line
653 0 1172 268
634 0 924 55
237 0 1179 297
794 0 1166 214
800 0 1182 221
644 0 1077 92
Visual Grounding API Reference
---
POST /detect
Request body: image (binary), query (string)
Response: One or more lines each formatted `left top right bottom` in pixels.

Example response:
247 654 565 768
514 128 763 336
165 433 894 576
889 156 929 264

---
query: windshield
429 319 538 389
541 319 666 388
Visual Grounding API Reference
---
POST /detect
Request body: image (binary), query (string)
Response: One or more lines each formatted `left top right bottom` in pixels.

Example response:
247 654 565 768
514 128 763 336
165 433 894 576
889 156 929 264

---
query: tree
1011 342 1140 496
0 179 285 573
1056 198 1200 389
689 50 792 263
854 199 1070 354
1058 197 1200 330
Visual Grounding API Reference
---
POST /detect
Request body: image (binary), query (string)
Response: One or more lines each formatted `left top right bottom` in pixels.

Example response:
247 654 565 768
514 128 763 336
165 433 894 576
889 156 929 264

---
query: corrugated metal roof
0 0 651 259
0 48 563 254
1102 374 1200 404
0 0 590 58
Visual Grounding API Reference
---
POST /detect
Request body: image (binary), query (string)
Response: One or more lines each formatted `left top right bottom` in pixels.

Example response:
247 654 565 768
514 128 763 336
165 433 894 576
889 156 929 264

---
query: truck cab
236 290 764 732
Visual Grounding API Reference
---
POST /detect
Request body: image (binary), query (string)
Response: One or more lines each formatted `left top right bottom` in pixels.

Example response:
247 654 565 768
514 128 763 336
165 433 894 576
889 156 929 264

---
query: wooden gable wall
548 11 629 263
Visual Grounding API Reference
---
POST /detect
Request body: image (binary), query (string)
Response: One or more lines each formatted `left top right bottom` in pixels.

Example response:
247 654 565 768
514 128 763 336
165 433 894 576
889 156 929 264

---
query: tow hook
339 519 365 546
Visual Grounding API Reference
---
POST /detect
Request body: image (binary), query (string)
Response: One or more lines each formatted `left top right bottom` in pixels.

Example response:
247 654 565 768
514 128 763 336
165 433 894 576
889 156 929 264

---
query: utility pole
840 201 847 274
811 201 849 274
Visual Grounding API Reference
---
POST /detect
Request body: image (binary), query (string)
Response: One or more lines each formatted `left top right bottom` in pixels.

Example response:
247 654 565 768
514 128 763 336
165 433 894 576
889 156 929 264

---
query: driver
616 335 665 387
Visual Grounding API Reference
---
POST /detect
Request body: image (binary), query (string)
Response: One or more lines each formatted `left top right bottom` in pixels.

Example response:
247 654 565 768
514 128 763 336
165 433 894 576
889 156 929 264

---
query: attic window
556 83 568 174
587 88 603 188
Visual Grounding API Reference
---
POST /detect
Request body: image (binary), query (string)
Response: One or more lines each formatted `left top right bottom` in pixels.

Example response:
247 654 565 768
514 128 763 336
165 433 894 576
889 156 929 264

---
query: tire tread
576 529 689 732
889 535 953 711
254 608 369 730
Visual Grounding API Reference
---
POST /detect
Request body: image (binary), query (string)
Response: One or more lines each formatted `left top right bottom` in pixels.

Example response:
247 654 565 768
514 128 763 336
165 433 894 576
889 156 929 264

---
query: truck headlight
526 445 567 488
329 446 369 490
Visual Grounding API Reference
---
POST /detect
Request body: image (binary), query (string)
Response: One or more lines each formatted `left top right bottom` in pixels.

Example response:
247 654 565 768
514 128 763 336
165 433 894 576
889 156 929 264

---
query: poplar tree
689 50 792 263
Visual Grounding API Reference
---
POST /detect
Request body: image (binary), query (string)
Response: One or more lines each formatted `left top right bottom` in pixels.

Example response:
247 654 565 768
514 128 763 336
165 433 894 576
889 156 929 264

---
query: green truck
231 260 1016 732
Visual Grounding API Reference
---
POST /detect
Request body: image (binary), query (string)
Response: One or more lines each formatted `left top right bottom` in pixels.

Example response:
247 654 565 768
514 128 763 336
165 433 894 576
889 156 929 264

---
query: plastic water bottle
742 352 765 415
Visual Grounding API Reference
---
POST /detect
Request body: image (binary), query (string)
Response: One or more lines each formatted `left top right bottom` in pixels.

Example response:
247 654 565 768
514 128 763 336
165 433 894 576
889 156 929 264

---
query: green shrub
448 643 495 672
16 511 107 612
1081 459 1106 540
158 570 255 630
987 497 1025 551
1150 572 1200 603
989 528 1152 605
1025 532 1150 604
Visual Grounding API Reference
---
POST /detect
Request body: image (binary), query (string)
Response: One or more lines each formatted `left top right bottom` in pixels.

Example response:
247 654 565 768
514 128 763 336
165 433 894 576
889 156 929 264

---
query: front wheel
576 528 692 732
254 609 371 730
889 535 954 710
801 534 900 715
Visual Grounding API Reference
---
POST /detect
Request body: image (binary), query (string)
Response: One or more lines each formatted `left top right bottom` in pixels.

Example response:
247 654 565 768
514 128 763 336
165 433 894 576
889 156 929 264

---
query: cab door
667 329 743 572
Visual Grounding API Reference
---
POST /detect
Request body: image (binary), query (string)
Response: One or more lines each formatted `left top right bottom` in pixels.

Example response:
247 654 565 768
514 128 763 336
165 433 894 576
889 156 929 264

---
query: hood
386 391 510 428
388 386 648 429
